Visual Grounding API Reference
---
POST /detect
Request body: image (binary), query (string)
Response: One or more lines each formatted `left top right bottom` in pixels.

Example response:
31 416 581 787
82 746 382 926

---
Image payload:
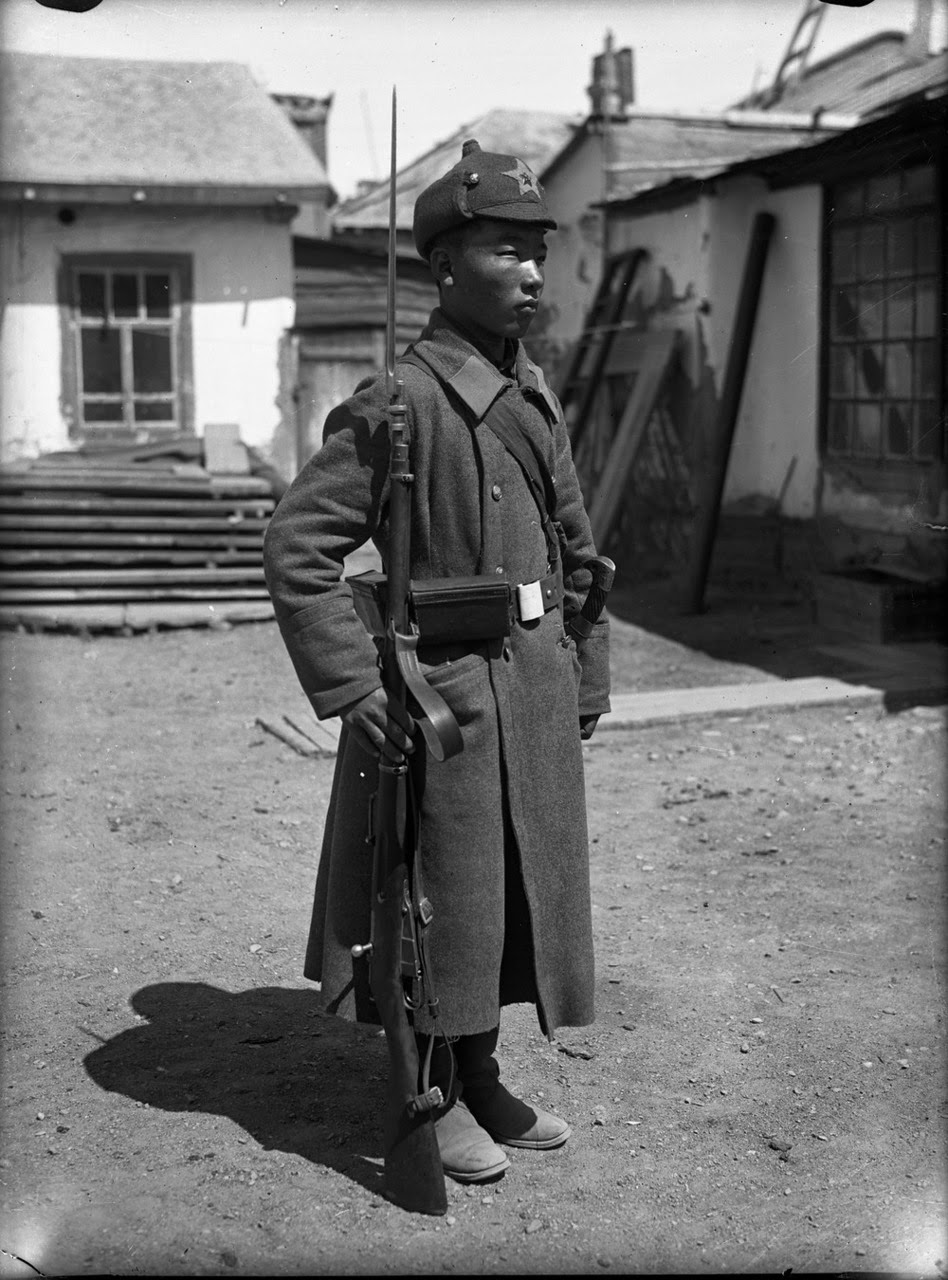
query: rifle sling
394 627 463 763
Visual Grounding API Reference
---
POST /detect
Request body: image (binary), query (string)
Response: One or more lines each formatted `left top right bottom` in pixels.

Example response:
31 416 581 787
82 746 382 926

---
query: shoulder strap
398 351 561 564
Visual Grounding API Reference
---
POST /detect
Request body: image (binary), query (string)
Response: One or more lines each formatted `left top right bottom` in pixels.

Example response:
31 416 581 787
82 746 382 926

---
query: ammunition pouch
350 570 512 645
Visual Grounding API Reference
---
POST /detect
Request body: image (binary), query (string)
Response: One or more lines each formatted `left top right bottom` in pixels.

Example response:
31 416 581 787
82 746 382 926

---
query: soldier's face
435 220 548 345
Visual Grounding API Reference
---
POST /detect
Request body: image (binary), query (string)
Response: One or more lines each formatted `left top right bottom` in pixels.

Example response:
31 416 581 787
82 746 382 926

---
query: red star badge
502 160 540 197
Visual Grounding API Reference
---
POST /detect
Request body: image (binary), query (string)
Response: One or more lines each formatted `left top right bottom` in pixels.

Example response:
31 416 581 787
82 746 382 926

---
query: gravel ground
1 615 945 1276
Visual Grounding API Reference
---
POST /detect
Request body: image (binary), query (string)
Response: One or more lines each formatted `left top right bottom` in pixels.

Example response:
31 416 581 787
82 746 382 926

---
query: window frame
819 159 944 487
59 253 194 443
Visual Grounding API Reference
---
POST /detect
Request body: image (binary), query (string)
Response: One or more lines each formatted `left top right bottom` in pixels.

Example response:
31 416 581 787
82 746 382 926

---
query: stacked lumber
0 434 280 631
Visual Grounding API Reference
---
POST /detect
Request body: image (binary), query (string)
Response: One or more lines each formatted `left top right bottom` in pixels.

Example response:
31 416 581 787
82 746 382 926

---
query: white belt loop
516 579 544 622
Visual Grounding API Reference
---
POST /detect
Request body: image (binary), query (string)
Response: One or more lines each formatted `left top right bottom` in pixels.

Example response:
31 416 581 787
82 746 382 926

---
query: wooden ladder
557 248 647 450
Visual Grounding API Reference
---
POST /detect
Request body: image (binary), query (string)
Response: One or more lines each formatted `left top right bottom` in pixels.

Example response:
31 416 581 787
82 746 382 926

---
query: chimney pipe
272 92 334 169
905 0 934 61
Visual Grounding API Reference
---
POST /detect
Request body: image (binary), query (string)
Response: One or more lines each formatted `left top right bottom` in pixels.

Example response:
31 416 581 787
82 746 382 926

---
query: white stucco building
0 53 334 478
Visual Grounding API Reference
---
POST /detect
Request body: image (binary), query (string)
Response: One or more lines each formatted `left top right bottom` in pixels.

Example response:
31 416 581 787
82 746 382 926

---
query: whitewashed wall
605 178 823 520
0 203 295 464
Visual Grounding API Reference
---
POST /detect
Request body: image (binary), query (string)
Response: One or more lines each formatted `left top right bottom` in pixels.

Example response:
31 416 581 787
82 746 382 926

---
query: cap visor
476 204 557 231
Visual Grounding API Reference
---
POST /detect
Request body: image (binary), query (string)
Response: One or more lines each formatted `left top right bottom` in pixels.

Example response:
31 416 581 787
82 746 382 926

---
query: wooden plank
0 585 272 603
0 598 274 632
203 423 250 475
0 495 273 517
0 567 266 587
0 603 128 630
124 600 273 628
0 548 264 568
0 470 272 499
588 330 680 550
0 471 213 495
0 517 270 536
0 530 265 549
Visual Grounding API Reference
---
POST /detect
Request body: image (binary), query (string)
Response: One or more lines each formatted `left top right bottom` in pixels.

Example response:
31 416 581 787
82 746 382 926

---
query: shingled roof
0 51 330 202
334 108 580 232
731 30 948 118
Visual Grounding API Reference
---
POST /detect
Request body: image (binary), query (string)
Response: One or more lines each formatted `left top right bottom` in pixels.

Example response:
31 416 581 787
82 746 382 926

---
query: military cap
412 139 557 259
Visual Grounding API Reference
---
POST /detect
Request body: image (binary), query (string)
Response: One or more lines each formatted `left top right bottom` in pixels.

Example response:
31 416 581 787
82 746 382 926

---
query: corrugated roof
0 51 329 196
543 110 845 202
732 31 948 118
333 108 580 231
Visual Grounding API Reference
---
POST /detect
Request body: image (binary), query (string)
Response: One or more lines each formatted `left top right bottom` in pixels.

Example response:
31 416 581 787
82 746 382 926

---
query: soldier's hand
579 714 600 741
340 687 415 762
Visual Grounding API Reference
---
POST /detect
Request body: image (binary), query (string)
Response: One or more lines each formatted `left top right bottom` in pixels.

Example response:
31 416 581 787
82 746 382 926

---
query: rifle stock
368 760 447 1215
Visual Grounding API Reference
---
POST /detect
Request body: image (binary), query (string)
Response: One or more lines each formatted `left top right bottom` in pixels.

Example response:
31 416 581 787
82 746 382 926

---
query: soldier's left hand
579 714 600 741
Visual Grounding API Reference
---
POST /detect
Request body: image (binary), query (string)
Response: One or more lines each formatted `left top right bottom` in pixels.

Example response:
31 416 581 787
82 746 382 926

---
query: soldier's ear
430 245 454 288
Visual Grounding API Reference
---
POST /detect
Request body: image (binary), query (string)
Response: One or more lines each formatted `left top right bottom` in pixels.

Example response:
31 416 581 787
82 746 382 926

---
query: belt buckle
516 579 544 622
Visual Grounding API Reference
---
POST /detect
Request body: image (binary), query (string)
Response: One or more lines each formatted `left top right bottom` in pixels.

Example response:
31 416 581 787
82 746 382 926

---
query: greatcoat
263 309 610 1039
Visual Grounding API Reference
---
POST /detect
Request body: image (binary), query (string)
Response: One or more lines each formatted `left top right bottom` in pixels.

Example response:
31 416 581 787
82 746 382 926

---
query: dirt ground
1 605 946 1276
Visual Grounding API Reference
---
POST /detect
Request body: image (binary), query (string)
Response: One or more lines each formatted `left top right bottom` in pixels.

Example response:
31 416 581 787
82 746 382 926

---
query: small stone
525 1218 543 1234
249 944 262 954
740 1042 750 1053
897 1059 910 1069
445 1215 457 1226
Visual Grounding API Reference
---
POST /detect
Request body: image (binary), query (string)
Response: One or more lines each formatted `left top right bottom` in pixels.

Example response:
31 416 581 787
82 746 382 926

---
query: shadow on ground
82 982 389 1197
608 571 948 709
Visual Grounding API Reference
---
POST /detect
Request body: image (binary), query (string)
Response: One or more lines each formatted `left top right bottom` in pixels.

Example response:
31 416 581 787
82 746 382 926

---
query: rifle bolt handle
350 942 373 958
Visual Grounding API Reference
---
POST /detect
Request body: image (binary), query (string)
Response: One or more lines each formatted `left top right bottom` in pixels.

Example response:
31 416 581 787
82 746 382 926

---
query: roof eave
0 181 330 208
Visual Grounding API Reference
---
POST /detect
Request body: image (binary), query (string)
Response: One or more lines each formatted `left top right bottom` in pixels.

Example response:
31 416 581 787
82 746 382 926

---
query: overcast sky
3 0 943 199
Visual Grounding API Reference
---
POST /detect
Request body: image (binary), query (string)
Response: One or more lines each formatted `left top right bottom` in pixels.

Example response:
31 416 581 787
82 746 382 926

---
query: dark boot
455 1026 572 1150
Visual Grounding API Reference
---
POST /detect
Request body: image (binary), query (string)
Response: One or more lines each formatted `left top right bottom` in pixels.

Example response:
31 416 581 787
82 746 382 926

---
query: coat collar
408 309 560 424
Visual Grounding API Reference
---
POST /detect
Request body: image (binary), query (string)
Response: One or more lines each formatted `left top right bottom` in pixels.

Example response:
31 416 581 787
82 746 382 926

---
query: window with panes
825 163 941 464
66 259 191 439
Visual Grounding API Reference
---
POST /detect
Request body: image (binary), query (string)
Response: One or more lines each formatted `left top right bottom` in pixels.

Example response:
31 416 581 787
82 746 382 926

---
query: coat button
495 566 504 575
491 484 502 501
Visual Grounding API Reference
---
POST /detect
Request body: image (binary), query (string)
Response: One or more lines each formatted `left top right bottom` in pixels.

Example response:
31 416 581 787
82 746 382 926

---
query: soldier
263 141 611 1184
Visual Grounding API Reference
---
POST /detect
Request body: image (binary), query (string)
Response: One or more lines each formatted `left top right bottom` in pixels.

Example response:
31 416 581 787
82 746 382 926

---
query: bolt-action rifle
349 88 462 1218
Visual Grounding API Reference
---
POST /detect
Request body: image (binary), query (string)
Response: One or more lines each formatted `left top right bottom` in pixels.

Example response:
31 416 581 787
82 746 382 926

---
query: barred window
825 163 941 464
